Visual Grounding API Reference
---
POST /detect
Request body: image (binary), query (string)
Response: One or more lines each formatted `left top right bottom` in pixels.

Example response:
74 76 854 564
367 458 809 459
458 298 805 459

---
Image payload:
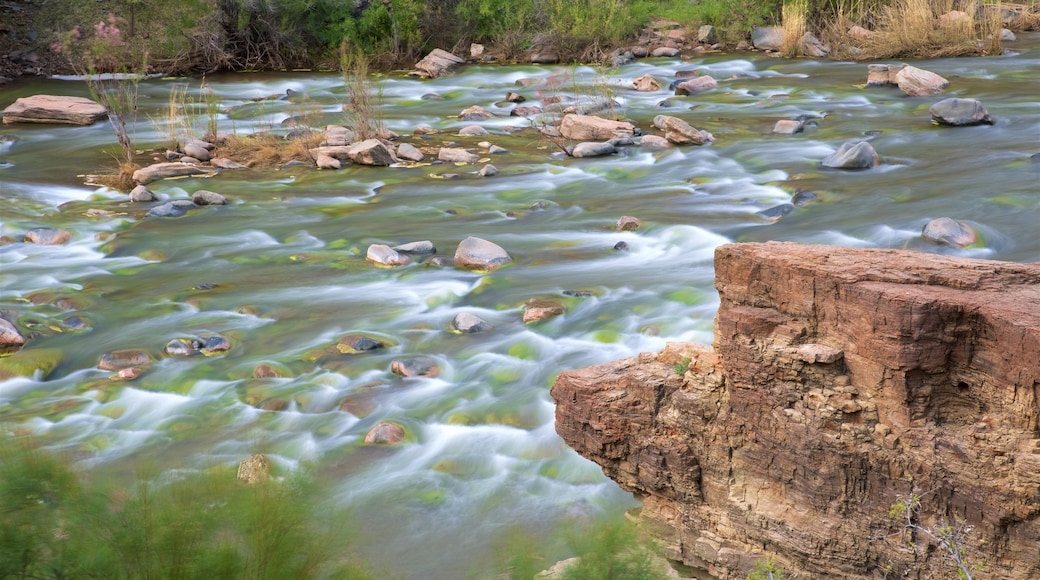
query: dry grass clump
218 131 323 168
1004 2 1040 30
781 0 809 57
828 0 1005 59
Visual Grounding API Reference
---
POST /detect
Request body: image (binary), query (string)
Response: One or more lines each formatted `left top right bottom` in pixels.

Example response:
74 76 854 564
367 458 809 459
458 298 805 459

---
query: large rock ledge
552 242 1040 579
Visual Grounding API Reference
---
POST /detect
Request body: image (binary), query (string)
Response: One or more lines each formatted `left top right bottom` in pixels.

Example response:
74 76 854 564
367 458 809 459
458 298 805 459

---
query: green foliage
558 519 667 580
747 558 787 580
0 437 372 579
674 357 691 376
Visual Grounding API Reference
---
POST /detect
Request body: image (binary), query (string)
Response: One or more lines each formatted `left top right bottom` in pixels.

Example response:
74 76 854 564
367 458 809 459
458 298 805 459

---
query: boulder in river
338 334 385 354
454 236 512 271
412 48 466 78
929 98 995 126
396 143 424 162
773 119 805 134
439 147 480 163
2 95 107 125
367 244 412 267
523 299 566 324
922 217 977 247
571 141 616 158
674 76 717 95
129 185 158 202
653 115 713 145
24 227 71 245
559 114 635 141
147 200 197 217
348 139 394 166
364 421 407 444
617 216 641 231
896 65 949 96
0 317 25 354
821 140 880 169
866 63 903 88
450 312 492 333
632 74 662 92
191 190 228 206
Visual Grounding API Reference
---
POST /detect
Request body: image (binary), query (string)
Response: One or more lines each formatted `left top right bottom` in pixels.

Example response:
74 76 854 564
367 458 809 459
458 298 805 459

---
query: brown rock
24 228 71 245
366 244 412 267
390 357 440 378
438 147 480 164
412 48 466 78
674 76 717 95
632 74 662 92
866 63 904 88
348 139 394 166
559 114 635 141
0 318 25 354
522 299 565 323
98 349 152 371
132 162 210 185
237 453 271 484
552 242 1040 579
453 236 511 271
617 216 641 231
364 421 407 444
2 95 107 125
652 115 713 145
896 65 949 97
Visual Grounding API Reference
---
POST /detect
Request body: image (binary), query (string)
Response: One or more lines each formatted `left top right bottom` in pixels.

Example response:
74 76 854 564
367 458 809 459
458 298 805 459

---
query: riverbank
1 0 1038 83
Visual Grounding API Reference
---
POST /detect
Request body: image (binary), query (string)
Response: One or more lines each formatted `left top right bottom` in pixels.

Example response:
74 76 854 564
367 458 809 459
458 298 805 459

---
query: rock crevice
552 242 1040 579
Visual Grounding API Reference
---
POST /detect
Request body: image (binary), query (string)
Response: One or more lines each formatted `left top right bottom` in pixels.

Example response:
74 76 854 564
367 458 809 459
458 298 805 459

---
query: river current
1 35 1038 578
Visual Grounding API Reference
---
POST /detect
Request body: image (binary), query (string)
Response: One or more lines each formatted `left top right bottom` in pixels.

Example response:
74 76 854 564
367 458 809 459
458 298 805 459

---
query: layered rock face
552 242 1040 579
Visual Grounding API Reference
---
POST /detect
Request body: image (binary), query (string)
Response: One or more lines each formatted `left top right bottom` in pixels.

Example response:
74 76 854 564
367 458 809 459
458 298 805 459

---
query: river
1 35 1038 578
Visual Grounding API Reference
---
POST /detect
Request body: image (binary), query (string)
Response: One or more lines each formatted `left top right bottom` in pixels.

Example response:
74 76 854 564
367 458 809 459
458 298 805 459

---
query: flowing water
1 35 1038 578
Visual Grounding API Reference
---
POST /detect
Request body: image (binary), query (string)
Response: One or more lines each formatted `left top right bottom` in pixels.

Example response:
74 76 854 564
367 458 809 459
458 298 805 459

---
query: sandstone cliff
552 242 1040 579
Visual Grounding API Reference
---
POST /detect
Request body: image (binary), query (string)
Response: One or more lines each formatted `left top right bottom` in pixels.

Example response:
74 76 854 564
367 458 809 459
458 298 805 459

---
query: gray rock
367 244 412 267
1000 28 1016 42
438 147 480 163
800 32 829 57
459 124 489 136
182 143 212 162
210 157 247 170
675 76 718 95
773 119 805 134
164 339 194 357
24 227 70 245
752 26 785 50
191 190 227 206
478 164 499 177
698 25 718 44
758 203 795 221
822 140 880 169
394 240 436 254
450 312 492 333
458 105 493 121
922 217 977 247
337 334 385 354
454 236 512 271
653 115 713 145
396 142 424 162
929 98 995 126
896 65 949 97
639 135 671 148
129 185 158 202
147 200 197 217
652 47 680 57
315 154 341 169
488 145 509 155
572 141 616 158
348 139 394 166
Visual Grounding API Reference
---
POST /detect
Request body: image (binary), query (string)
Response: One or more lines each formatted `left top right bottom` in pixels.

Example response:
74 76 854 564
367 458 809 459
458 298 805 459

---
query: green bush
0 438 371 579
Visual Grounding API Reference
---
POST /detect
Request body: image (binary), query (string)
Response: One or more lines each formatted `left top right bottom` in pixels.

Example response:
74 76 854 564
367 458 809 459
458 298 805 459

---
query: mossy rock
0 348 63 380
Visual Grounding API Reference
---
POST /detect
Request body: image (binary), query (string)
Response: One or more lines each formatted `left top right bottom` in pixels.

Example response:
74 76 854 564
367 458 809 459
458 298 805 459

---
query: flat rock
438 147 480 163
396 142 424 161
674 76 717 95
146 200 198 217
523 299 566 323
132 162 209 185
454 236 512 271
822 140 879 169
2 95 107 125
98 348 152 371
337 334 385 354
929 98 995 126
571 141 616 158
559 114 635 141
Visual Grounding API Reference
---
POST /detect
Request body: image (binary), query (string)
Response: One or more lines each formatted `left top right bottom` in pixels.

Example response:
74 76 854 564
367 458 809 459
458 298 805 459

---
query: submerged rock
338 334 386 354
24 227 70 245
922 217 977 247
391 357 440 378
617 216 641 231
146 200 197 217
98 349 152 371
822 140 879 169
364 421 407 444
929 98 995 126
